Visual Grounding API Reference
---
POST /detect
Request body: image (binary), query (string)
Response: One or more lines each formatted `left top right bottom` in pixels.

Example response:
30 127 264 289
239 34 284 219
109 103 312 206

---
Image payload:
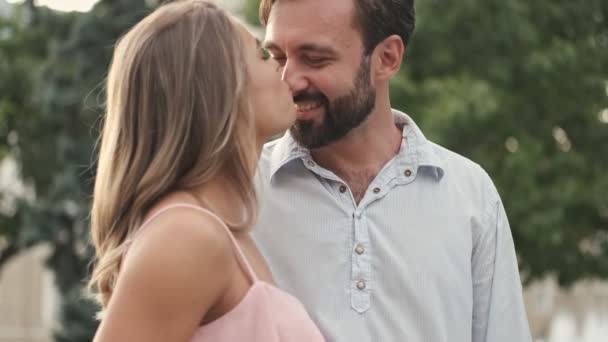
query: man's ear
372 35 405 81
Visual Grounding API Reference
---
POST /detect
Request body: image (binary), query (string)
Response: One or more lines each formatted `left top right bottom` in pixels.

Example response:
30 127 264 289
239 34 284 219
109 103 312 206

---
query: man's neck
310 104 402 203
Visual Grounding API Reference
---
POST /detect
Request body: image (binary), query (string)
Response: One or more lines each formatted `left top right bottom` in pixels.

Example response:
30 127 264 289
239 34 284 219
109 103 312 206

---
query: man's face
264 0 377 149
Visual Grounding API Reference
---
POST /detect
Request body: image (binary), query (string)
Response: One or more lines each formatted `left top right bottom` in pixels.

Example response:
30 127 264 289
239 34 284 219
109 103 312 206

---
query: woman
88 1 325 341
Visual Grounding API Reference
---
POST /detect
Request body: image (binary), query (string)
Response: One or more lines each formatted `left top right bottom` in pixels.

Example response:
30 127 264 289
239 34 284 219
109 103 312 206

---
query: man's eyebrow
298 43 337 55
263 41 337 55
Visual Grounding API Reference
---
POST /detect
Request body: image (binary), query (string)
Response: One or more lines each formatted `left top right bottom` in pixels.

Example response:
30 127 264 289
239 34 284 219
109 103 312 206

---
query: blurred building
0 245 58 342
526 278 608 341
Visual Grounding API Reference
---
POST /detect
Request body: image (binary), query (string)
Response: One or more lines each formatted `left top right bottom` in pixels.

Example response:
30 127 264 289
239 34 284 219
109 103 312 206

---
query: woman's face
235 20 295 142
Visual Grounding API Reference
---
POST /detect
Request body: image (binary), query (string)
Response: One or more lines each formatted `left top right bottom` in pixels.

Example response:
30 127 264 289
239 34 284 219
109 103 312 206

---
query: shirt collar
268 109 445 181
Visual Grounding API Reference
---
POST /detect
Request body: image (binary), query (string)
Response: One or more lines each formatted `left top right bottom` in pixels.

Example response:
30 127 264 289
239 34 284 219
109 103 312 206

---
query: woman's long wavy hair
88 0 257 317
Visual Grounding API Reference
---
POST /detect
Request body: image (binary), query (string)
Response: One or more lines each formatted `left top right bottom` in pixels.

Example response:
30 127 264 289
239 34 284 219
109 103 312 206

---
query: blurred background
0 0 606 341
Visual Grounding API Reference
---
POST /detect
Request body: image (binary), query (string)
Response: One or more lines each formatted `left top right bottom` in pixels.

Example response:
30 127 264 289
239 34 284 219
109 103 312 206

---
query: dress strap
135 203 259 283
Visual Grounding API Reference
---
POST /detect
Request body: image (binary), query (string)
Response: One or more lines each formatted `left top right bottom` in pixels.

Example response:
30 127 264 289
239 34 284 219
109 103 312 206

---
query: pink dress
135 204 326 342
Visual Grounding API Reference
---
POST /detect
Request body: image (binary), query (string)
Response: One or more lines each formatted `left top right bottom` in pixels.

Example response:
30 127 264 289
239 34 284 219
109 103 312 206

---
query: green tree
0 0 158 340
0 1 78 273
244 0 608 286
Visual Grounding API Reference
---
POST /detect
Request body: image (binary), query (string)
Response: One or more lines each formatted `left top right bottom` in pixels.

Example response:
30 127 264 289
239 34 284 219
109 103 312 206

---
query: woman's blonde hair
88 0 257 316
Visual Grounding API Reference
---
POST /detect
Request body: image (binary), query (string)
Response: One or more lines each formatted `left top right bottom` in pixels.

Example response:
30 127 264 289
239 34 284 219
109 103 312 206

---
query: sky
7 0 100 12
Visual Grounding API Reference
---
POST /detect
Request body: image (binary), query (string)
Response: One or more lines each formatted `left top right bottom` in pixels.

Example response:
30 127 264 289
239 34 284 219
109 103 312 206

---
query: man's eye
272 55 287 65
304 56 326 65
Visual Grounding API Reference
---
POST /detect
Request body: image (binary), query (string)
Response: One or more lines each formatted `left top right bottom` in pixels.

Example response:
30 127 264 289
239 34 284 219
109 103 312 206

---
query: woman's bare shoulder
125 194 237 287
95 194 237 341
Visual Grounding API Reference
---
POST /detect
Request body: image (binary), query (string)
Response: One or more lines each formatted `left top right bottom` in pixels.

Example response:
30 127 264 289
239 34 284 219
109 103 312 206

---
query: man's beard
290 56 376 149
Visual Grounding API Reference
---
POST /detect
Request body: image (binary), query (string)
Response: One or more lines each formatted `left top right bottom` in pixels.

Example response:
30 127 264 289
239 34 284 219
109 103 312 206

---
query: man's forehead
264 0 357 51
268 0 355 22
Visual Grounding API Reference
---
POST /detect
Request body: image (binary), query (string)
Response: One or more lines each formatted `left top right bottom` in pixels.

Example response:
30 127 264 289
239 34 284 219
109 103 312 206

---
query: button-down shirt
253 110 532 342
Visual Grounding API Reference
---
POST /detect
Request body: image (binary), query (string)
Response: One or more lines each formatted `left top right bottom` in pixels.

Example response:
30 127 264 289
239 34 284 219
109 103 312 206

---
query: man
252 0 532 341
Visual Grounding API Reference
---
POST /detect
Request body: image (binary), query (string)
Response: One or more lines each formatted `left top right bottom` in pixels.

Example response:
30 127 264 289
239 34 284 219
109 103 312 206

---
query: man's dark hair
259 0 415 55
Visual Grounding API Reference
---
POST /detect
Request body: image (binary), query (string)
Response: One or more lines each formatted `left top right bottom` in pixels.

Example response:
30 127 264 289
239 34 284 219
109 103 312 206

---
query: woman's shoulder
126 192 236 276
100 193 237 338
119 192 236 298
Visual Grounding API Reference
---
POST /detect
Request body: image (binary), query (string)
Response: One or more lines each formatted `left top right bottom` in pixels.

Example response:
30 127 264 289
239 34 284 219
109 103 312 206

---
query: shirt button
404 169 412 177
373 187 381 193
355 244 365 255
356 280 366 290
339 185 347 193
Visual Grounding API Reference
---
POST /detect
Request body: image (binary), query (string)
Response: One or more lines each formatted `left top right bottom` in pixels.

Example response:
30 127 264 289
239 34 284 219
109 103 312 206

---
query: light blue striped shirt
253 110 532 342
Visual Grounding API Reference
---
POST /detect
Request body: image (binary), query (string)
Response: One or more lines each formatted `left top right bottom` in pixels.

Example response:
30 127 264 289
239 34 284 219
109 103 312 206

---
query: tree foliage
0 0 157 340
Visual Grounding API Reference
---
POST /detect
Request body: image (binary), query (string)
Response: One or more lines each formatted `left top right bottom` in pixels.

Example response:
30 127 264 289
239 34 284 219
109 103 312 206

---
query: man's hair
260 0 415 55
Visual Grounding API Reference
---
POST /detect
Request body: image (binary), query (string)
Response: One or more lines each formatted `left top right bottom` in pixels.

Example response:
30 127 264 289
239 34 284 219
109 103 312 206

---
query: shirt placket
301 153 418 315
351 208 372 313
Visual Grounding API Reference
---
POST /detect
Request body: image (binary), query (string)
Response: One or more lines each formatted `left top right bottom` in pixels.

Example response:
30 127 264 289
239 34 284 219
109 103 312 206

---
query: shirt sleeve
471 172 533 342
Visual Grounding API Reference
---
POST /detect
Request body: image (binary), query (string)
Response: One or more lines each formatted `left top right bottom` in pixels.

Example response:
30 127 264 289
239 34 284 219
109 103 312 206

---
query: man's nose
281 60 310 94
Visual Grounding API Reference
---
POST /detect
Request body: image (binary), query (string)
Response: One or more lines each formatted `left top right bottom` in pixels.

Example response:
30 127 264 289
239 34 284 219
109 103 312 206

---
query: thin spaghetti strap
136 203 259 283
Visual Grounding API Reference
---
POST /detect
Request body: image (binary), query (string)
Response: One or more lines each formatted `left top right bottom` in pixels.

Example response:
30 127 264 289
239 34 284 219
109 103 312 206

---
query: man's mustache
293 91 329 105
